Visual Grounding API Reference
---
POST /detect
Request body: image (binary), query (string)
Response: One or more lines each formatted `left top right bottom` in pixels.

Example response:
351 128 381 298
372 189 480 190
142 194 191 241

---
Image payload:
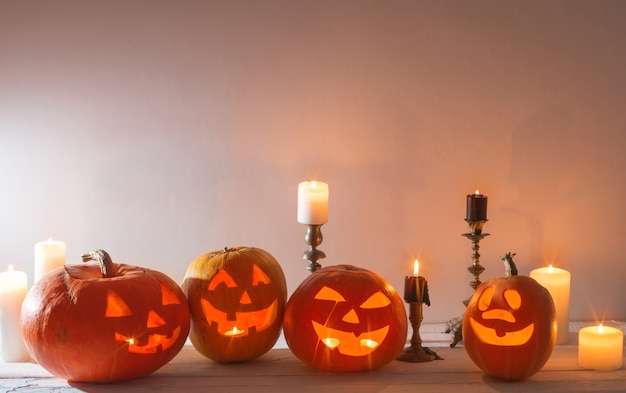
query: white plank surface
1 344 625 393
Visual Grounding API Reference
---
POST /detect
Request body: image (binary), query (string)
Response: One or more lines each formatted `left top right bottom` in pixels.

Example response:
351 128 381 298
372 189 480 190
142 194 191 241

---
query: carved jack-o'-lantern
20 249 190 383
283 265 407 372
462 253 557 381
182 247 287 362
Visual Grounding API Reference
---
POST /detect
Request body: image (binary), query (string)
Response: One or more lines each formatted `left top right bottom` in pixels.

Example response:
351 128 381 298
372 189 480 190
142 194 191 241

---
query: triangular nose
240 290 252 304
342 308 359 323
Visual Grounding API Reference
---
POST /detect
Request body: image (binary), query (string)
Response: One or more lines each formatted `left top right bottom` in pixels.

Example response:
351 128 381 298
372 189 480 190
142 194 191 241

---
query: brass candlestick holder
397 301 441 362
445 219 489 347
302 224 326 273
463 219 490 291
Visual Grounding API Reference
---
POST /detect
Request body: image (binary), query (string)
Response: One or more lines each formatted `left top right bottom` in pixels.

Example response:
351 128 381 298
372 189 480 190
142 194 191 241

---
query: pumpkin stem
500 252 518 277
81 249 116 278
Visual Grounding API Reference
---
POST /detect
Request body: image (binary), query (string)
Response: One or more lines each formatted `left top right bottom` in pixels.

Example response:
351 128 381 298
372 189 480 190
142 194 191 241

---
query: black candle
466 191 488 221
403 260 430 305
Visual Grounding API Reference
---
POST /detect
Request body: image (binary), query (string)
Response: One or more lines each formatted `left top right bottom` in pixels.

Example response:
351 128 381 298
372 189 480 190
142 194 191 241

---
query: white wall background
1 0 625 325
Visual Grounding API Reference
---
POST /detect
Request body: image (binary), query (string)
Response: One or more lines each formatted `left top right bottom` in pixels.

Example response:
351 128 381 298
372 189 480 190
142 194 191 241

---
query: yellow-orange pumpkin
20 249 190 383
283 264 407 372
182 247 287 362
462 253 557 380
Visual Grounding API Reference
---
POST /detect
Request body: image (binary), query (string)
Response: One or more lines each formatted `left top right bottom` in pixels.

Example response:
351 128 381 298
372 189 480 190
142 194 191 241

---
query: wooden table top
1 343 625 392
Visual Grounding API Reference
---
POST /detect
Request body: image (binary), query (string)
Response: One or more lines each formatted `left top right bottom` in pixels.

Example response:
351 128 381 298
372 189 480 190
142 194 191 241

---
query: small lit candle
530 264 570 344
0 265 30 362
466 190 487 221
225 326 245 336
403 260 430 305
34 238 66 283
578 324 623 370
297 181 329 225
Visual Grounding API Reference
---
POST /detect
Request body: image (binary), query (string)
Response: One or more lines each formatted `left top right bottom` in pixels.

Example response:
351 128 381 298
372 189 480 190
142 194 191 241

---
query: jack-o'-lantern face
462 273 557 381
107 282 185 354
312 286 392 356
283 265 407 372
467 285 534 347
182 247 288 363
200 263 278 337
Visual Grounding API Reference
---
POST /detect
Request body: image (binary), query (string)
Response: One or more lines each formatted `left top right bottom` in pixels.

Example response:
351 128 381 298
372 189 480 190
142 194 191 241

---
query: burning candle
403 260 429 305
0 265 30 362
466 190 487 221
578 324 623 370
297 181 329 225
529 264 570 344
34 238 66 283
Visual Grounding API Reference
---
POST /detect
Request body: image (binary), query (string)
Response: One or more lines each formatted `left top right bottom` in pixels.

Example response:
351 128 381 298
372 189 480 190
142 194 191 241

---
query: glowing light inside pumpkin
469 286 534 347
360 339 379 349
127 338 135 345
323 337 340 348
225 326 246 336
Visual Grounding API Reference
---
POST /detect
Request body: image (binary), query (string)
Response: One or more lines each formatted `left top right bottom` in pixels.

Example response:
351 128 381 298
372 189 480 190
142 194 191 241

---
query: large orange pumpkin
182 246 287 362
462 253 557 381
283 265 407 372
20 249 190 383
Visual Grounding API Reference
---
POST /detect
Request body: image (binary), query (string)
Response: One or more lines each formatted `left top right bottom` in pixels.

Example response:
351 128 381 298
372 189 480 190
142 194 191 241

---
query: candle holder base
301 224 326 273
396 344 442 363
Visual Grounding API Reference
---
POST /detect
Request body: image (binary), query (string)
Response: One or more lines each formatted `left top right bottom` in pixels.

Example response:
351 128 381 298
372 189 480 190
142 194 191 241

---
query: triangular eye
146 309 166 328
478 286 495 311
208 269 237 290
161 282 181 305
360 291 391 309
252 264 271 286
314 286 346 302
106 290 133 317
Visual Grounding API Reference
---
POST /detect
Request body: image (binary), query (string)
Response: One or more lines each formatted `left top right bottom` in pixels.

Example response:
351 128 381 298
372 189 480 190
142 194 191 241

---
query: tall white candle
297 181 329 225
0 265 30 362
530 265 570 344
578 324 623 370
34 238 66 283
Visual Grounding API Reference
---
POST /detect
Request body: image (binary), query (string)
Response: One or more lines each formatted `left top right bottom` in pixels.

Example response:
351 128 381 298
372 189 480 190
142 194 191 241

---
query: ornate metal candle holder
302 224 326 273
445 219 490 347
397 278 441 362
397 301 441 362
463 219 490 291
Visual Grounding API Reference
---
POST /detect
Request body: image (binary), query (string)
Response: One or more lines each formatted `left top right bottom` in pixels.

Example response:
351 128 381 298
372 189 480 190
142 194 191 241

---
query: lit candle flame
475 190 480 195
323 337 340 348
599 324 604 334
311 181 317 188
413 259 419 276
548 264 554 273
127 338 135 345
8 265 14 273
225 326 245 336
360 339 378 349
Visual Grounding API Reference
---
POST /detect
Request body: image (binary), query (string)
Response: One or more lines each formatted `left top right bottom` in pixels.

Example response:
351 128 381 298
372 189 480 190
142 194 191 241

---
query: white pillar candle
0 265 30 362
578 324 623 370
34 238 66 283
530 265 570 344
297 181 329 225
